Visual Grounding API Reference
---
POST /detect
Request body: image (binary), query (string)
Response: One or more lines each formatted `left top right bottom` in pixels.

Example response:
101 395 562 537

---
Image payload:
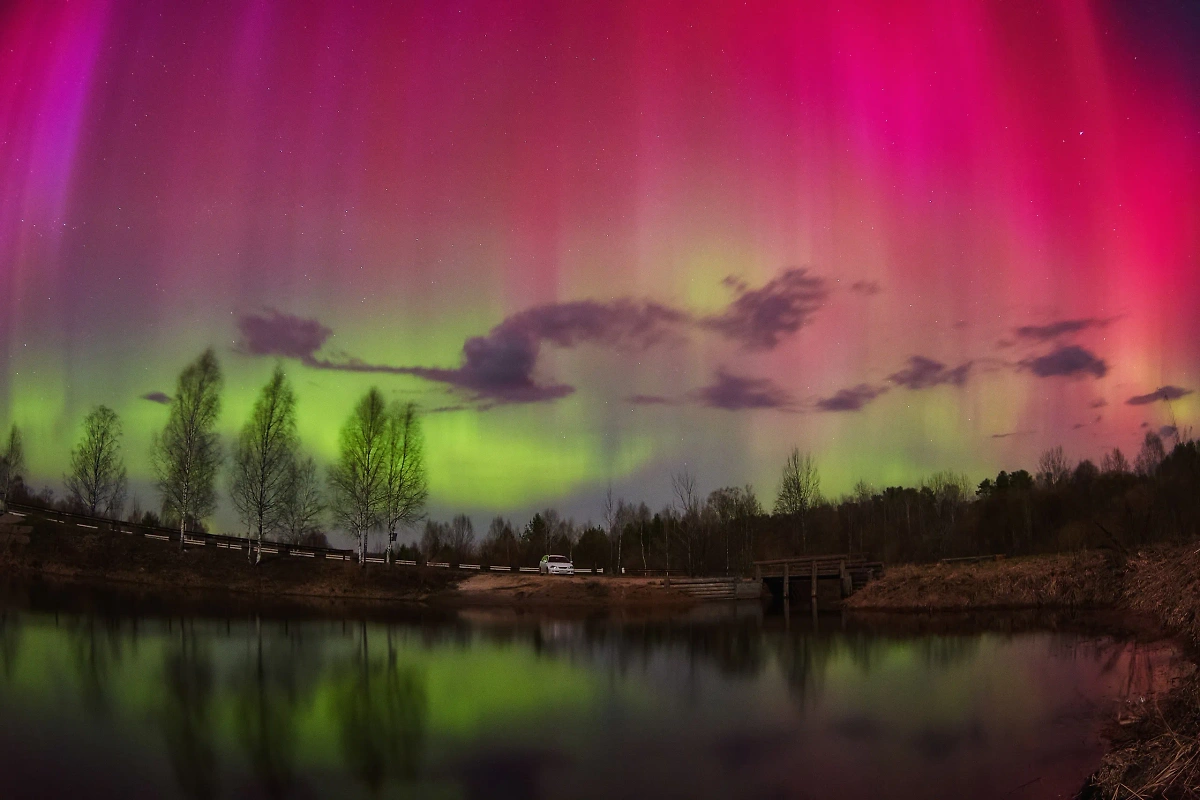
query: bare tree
0 425 25 512
421 520 448 561
66 405 128 517
280 455 324 545
153 349 224 550
774 448 820 553
1100 448 1130 475
446 514 475 564
1036 446 1071 488
327 388 388 565
671 467 700 574
484 516 517 566
1135 431 1166 477
230 366 298 563
601 485 619 575
633 502 652 571
381 402 428 564
613 500 638 575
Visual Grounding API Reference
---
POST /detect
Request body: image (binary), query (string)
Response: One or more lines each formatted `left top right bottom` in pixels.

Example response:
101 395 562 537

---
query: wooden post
783 562 789 601
840 559 850 598
811 559 818 608
754 563 761 583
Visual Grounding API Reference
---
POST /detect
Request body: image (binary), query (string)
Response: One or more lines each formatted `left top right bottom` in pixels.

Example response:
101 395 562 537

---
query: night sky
3 1 1199 527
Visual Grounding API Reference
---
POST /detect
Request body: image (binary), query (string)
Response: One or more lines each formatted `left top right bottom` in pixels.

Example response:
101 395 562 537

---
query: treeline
381 435 1200 575
0 349 428 566
2 347 1197 574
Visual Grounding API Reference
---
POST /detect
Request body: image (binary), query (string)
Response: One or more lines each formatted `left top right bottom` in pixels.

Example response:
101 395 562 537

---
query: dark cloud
1023 345 1108 378
626 394 675 406
505 299 689 350
237 309 332 363
850 280 881 296
237 268 830 406
697 371 794 411
887 356 971 390
816 384 887 412
990 430 1033 439
702 268 827 349
141 391 171 404
1090 398 1108 408
1160 425 1179 440
1014 318 1110 341
309 327 574 404
237 300 687 405
391 300 687 403
1126 385 1193 406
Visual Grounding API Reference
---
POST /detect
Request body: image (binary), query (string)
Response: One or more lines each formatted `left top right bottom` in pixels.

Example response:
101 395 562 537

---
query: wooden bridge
754 555 883 607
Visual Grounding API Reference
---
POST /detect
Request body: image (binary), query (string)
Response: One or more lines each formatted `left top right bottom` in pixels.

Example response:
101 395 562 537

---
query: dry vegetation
845 551 1121 611
1086 546 1200 799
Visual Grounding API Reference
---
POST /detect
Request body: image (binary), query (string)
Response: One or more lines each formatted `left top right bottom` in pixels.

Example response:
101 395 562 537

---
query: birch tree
153 349 224 549
328 388 388 565
774 447 820 553
380 402 428 564
66 405 128 517
671 467 700 574
280 455 324 545
230 366 298 563
0 425 24 512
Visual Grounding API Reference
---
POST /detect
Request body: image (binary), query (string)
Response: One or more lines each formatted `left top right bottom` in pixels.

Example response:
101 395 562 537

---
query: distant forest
2 348 1197 575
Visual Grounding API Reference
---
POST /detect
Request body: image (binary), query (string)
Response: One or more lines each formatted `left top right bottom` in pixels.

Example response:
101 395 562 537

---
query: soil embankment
845 551 1120 611
448 571 693 609
0 511 693 614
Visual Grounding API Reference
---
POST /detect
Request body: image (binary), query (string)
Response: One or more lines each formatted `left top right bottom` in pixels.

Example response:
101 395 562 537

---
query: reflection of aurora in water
0 606 1172 799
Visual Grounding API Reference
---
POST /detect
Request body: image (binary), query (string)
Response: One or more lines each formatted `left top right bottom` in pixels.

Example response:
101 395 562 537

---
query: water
0 595 1169 800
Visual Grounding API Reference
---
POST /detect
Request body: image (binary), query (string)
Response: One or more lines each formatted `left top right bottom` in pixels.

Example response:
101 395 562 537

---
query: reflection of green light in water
0 618 637 773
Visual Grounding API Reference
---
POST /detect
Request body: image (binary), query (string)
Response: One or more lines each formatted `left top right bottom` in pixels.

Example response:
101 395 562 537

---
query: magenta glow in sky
2 0 1199 521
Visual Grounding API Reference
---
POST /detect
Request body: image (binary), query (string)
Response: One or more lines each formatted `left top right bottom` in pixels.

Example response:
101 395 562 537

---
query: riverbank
847 546 1200 799
0 511 695 613
844 551 1121 611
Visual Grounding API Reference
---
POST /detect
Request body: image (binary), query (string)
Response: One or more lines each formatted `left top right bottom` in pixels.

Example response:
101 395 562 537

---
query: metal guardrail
9 501 357 560
8 503 613 576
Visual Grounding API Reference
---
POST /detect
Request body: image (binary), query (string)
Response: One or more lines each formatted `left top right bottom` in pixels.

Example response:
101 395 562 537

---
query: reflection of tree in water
335 624 428 795
69 614 125 718
841 632 885 676
773 633 837 709
161 627 217 800
560 616 770 681
915 636 980 671
0 610 21 681
235 622 300 800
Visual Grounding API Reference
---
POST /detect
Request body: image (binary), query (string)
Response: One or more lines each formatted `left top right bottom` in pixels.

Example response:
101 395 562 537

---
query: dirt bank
1088 546 1200 799
0 511 694 614
845 551 1120 611
444 571 695 609
0 512 463 607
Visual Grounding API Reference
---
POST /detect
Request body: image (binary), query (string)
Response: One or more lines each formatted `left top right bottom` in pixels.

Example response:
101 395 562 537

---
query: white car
539 554 574 575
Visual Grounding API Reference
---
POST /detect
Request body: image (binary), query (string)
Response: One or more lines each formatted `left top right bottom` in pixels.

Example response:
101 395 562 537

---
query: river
0 591 1171 799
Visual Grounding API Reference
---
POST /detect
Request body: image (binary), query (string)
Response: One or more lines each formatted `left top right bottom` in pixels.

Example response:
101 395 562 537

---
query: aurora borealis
2 1 1199 528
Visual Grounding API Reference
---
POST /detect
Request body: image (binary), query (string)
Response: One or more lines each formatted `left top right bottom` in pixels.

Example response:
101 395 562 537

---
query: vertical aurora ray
1 0 1197 529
